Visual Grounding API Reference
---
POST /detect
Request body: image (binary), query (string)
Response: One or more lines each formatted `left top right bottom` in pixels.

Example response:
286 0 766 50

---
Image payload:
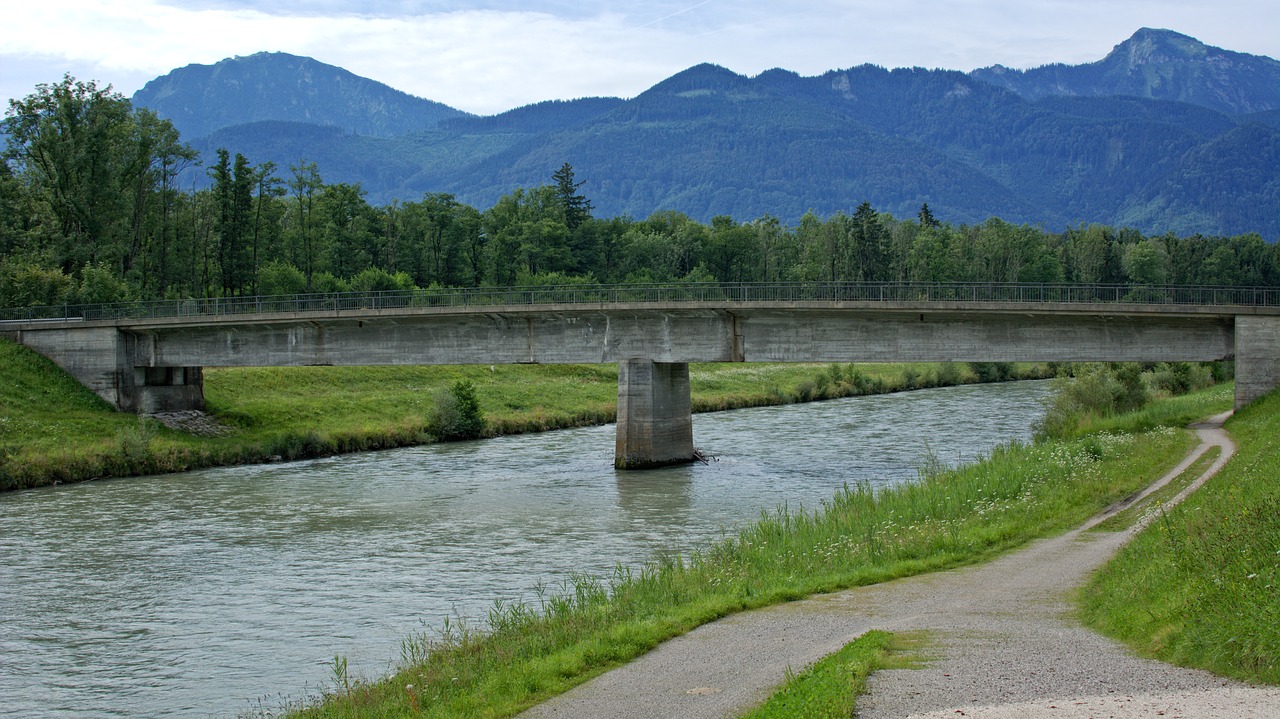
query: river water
0 381 1050 719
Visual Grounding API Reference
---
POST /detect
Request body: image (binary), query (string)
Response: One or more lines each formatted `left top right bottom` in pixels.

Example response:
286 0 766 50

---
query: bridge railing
2 282 1278 324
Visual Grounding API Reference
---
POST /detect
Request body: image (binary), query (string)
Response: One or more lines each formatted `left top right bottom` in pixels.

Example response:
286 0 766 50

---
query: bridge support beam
615 359 696 470
1235 316 1280 410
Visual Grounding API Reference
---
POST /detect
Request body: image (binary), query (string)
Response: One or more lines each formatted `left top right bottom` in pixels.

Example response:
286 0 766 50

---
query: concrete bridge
3 282 1279 468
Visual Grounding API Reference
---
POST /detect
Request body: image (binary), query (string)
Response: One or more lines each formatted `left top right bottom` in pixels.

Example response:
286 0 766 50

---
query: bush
936 362 962 386
432 380 486 441
898 367 916 389
0 258 74 307
969 362 1014 382
1034 364 1145 440
1150 362 1212 396
348 267 415 293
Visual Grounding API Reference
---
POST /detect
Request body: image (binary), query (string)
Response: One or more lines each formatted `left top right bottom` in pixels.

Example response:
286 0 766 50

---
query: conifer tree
551 162 592 231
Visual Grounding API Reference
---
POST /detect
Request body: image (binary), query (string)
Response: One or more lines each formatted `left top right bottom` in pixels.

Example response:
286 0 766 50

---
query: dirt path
519 413 1280 718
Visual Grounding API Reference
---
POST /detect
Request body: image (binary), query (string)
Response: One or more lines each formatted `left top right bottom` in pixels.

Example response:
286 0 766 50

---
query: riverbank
280 384 1234 719
0 337 1050 491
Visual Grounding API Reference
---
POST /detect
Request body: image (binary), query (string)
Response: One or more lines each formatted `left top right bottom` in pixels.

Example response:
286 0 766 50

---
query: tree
249 162 285 295
1123 239 1169 285
287 160 323 290
3 75 172 276
551 162 592 231
422 192 460 285
319 182 376 279
850 202 889 282
918 202 939 228
143 111 197 297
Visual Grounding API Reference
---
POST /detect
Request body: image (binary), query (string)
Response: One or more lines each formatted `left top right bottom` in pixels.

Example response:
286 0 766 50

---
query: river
0 380 1050 718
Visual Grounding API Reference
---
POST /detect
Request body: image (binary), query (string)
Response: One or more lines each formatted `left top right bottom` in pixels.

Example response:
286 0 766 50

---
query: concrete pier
615 360 696 469
1234 315 1280 410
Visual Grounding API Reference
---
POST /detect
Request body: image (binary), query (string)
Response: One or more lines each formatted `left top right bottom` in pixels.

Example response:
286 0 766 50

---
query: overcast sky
3 1 1278 115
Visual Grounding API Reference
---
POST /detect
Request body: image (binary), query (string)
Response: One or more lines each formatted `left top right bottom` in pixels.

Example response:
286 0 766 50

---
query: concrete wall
15 326 136 410
738 311 1235 363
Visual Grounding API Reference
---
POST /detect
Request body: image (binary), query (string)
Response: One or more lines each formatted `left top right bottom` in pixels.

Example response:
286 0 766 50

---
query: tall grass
1080 389 1280 685
277 398 1210 719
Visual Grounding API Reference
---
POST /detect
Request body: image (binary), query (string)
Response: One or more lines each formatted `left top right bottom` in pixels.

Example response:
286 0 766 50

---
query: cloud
2 0 1277 115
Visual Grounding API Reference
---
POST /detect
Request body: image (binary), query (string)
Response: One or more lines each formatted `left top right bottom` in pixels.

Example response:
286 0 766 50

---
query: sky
2 0 1278 116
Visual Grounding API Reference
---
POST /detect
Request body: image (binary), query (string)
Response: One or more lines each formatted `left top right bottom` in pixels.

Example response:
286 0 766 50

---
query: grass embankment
1081 389 1280 685
0 337 1049 490
278 388 1229 719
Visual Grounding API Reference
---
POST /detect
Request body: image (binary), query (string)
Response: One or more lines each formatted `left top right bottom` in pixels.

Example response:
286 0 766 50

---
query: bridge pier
615 359 696 470
1234 316 1280 410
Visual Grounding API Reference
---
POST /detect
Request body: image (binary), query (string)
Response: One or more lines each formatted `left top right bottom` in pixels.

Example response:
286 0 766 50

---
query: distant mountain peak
132 52 468 140
644 63 751 96
1110 27 1209 66
970 28 1280 115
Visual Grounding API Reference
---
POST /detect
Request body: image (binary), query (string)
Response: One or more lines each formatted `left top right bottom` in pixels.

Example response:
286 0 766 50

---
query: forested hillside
122 29 1280 239
2 75 1278 312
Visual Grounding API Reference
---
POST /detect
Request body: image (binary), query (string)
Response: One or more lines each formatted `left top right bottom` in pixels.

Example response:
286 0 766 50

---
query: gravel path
520 413 1280 718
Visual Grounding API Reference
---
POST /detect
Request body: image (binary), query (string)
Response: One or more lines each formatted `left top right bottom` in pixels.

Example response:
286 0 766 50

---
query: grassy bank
275 388 1228 719
0 337 1049 491
1080 389 1280 685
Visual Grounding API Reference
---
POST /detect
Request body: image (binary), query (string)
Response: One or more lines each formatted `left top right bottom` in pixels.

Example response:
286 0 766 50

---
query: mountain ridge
970 28 1280 114
130 30 1280 239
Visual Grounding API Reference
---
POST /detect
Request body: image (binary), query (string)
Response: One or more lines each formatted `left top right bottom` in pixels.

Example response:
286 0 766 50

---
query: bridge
3 282 1279 468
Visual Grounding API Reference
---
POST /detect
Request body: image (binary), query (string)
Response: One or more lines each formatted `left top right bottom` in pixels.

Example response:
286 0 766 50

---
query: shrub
969 362 1014 382
432 380 486 441
936 362 962 386
901 367 921 390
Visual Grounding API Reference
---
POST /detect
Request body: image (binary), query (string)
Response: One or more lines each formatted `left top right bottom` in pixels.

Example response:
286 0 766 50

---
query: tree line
4 76 1279 308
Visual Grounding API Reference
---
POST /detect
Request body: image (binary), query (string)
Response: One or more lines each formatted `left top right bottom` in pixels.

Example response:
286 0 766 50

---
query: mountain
132 52 469 139
136 30 1280 239
971 28 1280 115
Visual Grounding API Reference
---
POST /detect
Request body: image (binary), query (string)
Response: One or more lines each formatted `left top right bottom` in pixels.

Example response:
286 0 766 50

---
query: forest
3 76 1279 309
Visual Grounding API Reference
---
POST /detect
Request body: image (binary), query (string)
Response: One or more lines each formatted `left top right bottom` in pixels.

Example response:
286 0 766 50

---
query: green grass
1088 446 1221 533
0 337 1049 491
1080 389 1280 685
276 397 1206 719
1050 382 1233 439
739 631 924 719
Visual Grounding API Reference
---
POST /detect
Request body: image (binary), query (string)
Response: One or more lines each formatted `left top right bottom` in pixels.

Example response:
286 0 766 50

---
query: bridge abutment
615 359 696 470
14 327 204 414
1234 315 1280 409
